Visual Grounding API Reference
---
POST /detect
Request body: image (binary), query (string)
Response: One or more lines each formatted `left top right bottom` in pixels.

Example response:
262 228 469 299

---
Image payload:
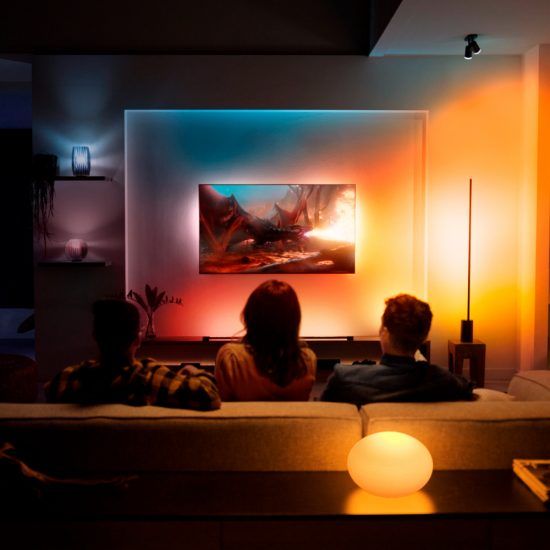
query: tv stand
139 337 430 366
201 335 355 343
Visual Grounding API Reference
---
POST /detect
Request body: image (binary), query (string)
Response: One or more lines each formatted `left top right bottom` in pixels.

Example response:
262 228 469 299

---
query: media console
138 337 431 368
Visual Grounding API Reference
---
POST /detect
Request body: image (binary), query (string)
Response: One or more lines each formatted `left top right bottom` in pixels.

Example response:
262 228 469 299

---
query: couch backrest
361 401 550 469
508 370 550 401
3 401 550 473
0 402 362 474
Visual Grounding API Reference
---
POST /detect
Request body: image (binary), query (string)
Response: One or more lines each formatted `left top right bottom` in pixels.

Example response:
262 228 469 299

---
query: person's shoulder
299 346 317 374
425 362 455 377
137 357 165 368
219 342 245 352
425 361 475 398
130 358 170 378
44 359 96 401
63 358 97 375
215 342 251 372
332 362 368 379
217 342 249 360
300 346 317 361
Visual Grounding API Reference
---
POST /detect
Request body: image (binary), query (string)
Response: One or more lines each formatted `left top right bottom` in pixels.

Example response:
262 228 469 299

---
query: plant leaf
154 291 166 310
130 290 148 312
145 284 156 308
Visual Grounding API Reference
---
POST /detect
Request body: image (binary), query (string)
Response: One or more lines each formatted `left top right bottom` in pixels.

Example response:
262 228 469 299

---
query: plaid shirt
44 358 221 410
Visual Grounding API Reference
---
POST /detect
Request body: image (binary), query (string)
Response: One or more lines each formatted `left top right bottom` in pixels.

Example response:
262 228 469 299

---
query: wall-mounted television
199 184 355 274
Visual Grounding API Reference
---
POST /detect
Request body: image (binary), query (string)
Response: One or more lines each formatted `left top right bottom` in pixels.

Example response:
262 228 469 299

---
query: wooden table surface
2 470 547 520
2 471 548 549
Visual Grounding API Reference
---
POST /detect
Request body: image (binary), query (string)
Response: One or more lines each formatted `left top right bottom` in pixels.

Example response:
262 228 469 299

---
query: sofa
1 371 550 475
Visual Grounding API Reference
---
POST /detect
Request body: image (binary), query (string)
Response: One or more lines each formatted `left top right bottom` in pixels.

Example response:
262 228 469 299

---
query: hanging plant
127 284 183 339
32 154 58 256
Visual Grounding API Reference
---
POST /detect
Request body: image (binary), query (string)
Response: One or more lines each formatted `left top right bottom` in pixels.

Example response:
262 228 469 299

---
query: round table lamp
72 146 91 176
347 431 433 498
65 239 88 261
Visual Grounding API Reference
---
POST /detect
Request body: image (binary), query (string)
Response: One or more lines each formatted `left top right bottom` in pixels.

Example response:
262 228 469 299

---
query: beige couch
1 372 550 474
0 402 362 474
362 400 550 469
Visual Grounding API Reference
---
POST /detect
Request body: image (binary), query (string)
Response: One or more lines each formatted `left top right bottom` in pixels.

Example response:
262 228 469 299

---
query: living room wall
33 54 530 385
125 110 426 339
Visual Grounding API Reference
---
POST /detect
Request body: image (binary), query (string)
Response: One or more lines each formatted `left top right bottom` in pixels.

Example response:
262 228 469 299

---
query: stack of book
513 459 550 505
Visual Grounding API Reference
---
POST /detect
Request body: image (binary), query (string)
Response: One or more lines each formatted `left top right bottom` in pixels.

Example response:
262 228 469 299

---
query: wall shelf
37 260 111 267
54 176 113 181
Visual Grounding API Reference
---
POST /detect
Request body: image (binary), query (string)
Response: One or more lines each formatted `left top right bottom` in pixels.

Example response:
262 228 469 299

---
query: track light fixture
464 34 481 60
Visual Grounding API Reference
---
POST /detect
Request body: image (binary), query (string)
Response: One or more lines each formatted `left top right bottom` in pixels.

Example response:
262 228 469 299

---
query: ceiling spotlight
464 34 481 60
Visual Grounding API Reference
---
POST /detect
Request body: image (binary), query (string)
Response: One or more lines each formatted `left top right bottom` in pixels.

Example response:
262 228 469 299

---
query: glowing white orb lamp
347 431 433 498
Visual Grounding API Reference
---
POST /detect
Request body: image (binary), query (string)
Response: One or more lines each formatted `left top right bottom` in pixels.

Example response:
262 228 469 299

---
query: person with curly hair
321 294 473 405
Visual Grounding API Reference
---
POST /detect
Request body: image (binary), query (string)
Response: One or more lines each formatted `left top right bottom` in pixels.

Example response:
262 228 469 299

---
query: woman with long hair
215 280 316 401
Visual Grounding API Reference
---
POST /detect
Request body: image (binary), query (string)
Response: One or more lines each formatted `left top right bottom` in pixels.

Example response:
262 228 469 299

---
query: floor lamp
461 178 474 343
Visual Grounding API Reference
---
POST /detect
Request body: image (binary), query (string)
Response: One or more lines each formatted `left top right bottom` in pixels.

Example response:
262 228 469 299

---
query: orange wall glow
425 72 524 379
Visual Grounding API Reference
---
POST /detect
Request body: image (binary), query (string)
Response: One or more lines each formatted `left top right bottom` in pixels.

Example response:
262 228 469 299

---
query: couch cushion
361 402 550 470
473 388 515 401
507 370 550 401
0 402 362 474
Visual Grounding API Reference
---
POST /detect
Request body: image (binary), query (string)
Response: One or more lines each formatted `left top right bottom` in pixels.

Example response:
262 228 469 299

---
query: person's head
380 294 432 356
92 299 141 359
242 280 305 386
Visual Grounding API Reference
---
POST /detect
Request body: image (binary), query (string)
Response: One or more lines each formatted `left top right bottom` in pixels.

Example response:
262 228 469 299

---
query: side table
448 340 486 388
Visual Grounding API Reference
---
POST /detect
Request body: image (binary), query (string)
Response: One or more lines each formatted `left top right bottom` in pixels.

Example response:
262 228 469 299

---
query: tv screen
199 184 355 274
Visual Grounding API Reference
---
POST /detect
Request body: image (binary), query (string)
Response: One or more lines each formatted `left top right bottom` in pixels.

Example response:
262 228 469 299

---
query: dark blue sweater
321 354 474 406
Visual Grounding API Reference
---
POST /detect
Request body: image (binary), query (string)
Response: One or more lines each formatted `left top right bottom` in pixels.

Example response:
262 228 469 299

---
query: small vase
145 314 156 339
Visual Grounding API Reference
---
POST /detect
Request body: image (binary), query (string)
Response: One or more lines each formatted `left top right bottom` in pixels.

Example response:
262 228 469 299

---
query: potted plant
127 284 183 339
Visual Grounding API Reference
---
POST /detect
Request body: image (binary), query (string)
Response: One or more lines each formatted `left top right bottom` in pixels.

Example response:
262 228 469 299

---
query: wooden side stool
448 340 486 388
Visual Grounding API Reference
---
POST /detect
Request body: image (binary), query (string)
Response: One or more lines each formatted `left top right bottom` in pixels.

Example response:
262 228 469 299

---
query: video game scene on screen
199 184 356 274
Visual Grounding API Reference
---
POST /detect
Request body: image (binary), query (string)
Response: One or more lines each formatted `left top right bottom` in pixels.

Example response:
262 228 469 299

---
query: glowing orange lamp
347 431 433 498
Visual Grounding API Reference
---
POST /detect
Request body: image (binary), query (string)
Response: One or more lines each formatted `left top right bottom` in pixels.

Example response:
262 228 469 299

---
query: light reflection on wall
126 110 426 337
38 127 120 176
426 75 523 370
46 180 124 262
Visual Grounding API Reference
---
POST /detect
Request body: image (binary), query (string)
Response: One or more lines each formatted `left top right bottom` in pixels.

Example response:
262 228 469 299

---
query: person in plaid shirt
44 299 220 410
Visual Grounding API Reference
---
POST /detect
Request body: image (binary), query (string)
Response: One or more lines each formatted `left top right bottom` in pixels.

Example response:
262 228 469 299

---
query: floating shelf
54 176 113 181
37 260 111 267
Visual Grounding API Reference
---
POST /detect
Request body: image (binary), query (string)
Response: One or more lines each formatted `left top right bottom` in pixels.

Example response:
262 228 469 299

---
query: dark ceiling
2 0 402 55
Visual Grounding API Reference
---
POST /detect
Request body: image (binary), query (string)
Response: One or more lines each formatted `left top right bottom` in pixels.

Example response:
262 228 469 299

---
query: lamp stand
460 319 473 343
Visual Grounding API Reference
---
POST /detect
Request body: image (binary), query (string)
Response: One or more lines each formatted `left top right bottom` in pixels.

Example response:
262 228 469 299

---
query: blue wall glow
0 87 31 128
127 109 394 172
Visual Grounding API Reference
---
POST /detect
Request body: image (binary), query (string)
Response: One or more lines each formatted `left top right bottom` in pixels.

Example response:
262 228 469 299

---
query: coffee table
1 470 547 549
